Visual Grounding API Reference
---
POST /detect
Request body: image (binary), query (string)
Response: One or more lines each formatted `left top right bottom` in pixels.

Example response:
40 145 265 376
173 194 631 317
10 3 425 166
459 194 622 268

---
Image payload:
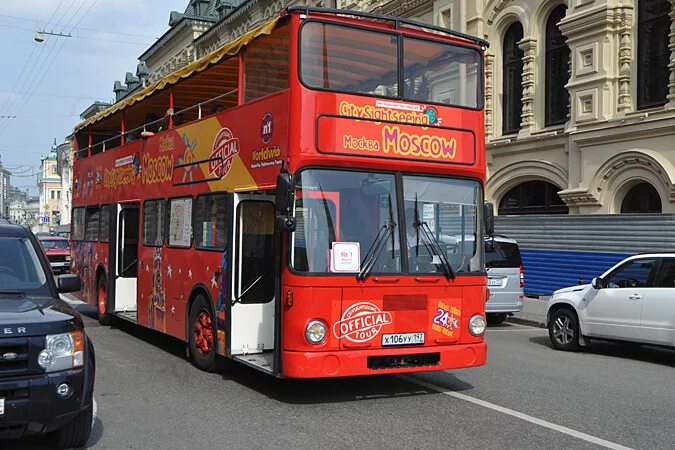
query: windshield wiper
413 195 455 280
357 195 396 281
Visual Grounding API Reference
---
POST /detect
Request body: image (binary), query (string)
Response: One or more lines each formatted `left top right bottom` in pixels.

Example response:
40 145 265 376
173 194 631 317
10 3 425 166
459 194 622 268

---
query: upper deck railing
287 6 490 48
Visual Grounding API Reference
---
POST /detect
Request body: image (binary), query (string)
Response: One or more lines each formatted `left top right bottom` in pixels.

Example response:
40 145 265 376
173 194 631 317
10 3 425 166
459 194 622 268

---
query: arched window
620 182 662 213
502 22 524 134
545 5 570 126
498 181 569 215
638 0 672 109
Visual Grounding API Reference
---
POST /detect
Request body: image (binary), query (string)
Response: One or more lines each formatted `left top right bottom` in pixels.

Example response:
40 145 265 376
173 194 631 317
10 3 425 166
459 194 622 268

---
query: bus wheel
97 275 112 326
188 295 222 372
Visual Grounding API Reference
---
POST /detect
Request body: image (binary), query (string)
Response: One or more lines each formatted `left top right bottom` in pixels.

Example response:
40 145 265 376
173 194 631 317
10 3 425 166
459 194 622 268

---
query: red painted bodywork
38 237 71 274
71 10 487 378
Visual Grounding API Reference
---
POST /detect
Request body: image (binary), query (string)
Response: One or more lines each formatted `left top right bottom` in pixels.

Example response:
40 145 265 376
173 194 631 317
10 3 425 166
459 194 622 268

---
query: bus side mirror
275 171 296 232
484 203 494 237
275 172 294 213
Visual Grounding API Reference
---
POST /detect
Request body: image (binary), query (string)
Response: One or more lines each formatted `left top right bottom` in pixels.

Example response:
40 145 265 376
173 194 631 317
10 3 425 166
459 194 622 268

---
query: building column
518 38 537 135
667 1 675 106
485 53 495 139
617 7 633 113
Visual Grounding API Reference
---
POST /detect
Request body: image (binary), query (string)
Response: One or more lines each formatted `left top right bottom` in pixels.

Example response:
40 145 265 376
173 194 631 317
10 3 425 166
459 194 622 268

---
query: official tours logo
209 127 240 178
333 302 393 343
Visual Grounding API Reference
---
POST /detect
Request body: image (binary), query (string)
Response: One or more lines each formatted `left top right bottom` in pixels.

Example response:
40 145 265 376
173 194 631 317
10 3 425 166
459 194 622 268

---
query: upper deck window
299 21 482 109
403 37 481 109
300 22 398 97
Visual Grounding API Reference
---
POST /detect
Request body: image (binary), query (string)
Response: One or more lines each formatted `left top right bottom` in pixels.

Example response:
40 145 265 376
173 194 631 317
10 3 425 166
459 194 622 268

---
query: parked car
37 236 71 274
484 236 524 324
547 253 675 350
0 223 94 448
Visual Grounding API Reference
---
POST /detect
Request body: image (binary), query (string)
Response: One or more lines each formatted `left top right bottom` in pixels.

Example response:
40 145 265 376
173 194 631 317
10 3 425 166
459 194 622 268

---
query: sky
0 0 188 194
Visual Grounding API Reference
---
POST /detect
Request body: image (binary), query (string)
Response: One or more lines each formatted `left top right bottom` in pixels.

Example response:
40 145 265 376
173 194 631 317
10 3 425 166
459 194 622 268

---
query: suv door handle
628 294 642 300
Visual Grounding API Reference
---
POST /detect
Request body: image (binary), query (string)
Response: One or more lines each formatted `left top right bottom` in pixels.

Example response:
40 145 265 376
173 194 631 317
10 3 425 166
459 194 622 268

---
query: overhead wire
0 0 99 138
0 0 66 119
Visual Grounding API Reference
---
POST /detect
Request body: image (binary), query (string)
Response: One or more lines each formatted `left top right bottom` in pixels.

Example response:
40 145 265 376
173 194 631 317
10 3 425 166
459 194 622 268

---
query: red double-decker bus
70 7 491 378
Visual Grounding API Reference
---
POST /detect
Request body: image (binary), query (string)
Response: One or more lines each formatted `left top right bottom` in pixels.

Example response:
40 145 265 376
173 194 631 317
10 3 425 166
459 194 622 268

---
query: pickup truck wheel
188 295 223 372
487 313 507 325
49 403 93 449
549 308 580 351
97 275 112 326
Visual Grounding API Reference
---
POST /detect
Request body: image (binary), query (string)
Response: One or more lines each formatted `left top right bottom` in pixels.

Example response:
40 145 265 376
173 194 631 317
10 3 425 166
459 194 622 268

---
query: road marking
402 376 633 450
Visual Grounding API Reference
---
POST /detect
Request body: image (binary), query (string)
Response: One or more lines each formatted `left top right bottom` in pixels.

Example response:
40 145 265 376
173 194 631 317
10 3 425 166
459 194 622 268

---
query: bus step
116 311 138 323
233 351 274 375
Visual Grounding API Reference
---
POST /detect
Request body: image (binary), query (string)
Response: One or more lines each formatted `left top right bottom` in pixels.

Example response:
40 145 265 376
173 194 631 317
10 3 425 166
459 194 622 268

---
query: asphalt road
10 302 675 450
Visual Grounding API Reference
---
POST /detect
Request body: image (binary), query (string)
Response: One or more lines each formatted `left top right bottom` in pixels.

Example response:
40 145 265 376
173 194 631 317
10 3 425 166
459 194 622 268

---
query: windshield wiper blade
357 195 397 281
413 195 455 280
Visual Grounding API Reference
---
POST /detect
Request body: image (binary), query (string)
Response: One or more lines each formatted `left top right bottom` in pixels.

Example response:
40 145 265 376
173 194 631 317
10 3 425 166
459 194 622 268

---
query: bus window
236 201 274 304
72 208 85 241
167 198 193 248
85 207 101 242
142 199 166 247
402 37 482 109
194 194 228 250
300 22 398 96
100 205 112 243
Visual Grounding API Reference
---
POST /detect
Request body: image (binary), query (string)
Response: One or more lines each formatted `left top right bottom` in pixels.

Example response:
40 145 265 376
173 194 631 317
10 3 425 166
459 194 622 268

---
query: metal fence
494 214 675 296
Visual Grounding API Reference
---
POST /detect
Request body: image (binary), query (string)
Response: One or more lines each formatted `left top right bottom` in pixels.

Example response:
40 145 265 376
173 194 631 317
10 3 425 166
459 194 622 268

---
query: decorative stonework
485 53 495 138
668 2 675 106
518 38 537 134
557 188 600 207
616 7 633 113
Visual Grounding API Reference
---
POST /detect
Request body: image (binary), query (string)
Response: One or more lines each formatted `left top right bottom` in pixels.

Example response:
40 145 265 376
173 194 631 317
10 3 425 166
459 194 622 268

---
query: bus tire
188 295 222 372
96 275 112 326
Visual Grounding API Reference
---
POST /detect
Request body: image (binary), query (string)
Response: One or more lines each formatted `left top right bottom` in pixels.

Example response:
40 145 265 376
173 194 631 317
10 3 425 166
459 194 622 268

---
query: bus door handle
372 277 400 284
414 277 440 283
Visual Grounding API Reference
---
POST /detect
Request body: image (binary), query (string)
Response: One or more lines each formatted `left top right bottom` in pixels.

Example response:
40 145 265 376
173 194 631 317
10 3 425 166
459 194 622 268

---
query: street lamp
34 30 72 43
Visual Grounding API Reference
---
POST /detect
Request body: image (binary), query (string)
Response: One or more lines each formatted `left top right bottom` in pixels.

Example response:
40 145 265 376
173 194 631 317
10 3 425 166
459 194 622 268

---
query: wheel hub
553 316 574 344
193 309 213 355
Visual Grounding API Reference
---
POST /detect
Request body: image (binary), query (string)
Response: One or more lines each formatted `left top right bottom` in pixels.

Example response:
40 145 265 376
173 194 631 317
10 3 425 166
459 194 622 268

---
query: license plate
0 398 5 416
382 332 425 346
487 278 503 287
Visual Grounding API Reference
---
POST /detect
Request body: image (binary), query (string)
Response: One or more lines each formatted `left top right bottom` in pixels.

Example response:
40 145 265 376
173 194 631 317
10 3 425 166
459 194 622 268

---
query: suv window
606 258 656 288
485 240 522 268
0 236 50 296
654 258 675 288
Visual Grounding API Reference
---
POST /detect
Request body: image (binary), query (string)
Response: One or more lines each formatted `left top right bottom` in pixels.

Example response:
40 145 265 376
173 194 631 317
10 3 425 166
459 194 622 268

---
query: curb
506 316 546 328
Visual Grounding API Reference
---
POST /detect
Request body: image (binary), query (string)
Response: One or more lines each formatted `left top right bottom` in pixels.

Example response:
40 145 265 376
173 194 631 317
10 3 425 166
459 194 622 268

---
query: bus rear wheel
188 295 222 372
97 275 112 326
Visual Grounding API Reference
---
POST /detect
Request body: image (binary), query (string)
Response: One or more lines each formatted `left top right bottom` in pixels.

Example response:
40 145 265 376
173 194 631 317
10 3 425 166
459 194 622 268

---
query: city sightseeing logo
339 100 441 125
209 127 240 178
333 302 393 343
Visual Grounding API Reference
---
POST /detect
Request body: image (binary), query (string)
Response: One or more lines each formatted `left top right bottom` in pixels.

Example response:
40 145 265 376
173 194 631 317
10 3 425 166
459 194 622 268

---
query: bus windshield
300 21 482 109
291 169 482 275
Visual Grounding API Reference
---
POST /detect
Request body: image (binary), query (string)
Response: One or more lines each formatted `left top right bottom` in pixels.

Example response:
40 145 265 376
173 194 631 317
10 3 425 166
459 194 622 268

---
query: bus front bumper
281 342 486 378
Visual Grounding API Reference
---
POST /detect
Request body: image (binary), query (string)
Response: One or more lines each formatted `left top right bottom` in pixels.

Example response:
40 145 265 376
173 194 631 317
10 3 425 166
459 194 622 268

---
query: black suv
0 223 95 448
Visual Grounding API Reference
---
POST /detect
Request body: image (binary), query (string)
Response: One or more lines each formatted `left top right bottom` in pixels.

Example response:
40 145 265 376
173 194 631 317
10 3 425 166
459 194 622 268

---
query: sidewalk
507 296 549 328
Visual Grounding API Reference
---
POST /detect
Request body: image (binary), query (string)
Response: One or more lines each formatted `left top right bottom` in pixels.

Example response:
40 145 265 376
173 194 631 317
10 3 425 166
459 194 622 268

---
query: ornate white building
110 0 675 215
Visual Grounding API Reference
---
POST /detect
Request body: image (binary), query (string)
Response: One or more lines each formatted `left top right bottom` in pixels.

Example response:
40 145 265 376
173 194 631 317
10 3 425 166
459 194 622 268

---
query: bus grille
367 352 440 370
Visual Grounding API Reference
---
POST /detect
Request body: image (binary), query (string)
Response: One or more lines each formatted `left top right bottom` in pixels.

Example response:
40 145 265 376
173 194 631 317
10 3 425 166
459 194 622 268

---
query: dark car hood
0 297 83 337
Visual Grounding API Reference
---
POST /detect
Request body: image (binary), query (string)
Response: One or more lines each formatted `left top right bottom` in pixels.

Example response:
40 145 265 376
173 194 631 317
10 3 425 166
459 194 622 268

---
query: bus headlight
305 320 327 344
469 315 487 336
38 331 85 372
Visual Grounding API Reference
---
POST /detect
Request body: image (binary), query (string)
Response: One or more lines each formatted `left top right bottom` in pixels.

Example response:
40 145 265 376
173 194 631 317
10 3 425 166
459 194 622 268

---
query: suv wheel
487 313 507 325
549 308 580 351
49 403 93 449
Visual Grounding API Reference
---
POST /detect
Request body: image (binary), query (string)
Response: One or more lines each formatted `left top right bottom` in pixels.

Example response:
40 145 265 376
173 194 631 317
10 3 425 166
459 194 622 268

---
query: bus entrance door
114 203 139 321
230 194 276 370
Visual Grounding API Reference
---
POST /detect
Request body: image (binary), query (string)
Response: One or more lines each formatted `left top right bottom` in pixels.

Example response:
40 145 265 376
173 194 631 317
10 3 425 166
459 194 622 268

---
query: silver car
485 236 524 324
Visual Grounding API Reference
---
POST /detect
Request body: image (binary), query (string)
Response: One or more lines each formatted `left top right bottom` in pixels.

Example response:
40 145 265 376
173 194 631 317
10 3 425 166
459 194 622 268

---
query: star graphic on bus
177 133 197 184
